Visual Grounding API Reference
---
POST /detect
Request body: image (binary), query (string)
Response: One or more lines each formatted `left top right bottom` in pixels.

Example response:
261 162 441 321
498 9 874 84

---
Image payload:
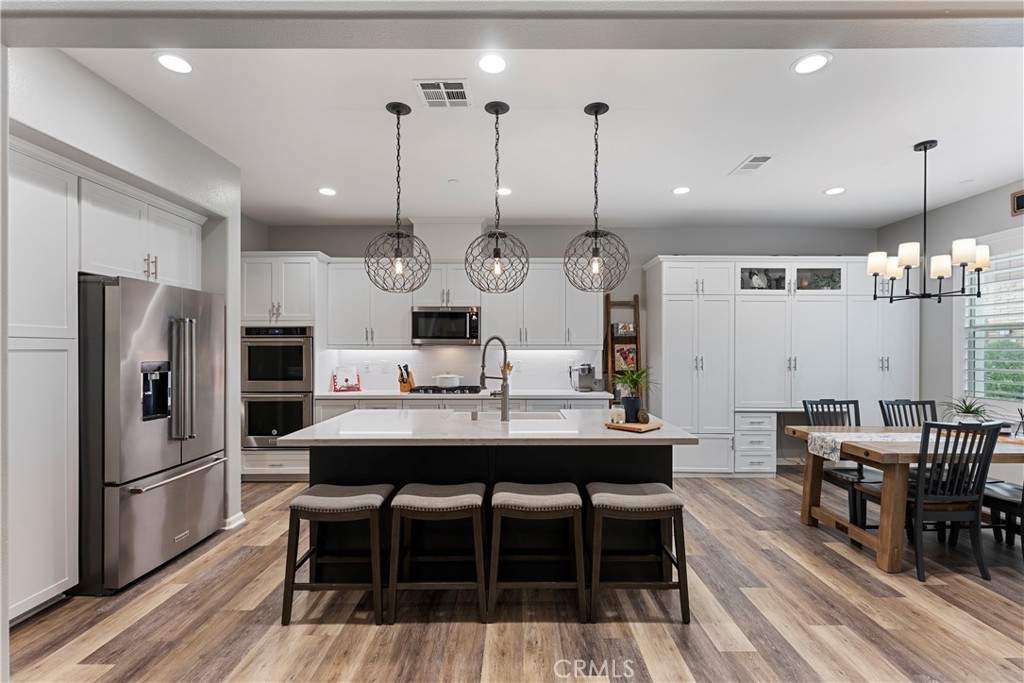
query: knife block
399 371 416 392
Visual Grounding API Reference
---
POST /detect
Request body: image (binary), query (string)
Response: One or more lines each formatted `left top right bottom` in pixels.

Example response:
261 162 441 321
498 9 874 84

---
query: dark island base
309 444 674 585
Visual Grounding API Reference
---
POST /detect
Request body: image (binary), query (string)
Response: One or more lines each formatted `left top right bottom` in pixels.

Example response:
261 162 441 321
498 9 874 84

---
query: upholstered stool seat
488 482 587 622
387 482 487 624
586 482 690 624
282 483 393 626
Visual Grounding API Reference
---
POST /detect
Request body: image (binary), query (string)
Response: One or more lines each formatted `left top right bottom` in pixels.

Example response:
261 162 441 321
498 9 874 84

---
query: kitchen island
279 409 697 583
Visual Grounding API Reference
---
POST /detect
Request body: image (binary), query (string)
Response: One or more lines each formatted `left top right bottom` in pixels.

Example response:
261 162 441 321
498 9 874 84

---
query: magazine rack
603 293 642 395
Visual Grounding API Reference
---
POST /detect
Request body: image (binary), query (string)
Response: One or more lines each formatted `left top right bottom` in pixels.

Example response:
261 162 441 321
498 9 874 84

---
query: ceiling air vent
728 155 773 177
415 80 471 108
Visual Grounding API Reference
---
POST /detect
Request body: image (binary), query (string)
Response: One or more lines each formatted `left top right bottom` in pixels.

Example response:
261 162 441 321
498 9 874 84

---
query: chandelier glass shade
564 102 629 293
867 140 988 303
365 102 432 293
465 101 530 293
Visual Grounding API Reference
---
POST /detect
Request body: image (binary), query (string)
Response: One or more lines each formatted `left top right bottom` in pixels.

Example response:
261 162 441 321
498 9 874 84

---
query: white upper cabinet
8 152 79 339
481 289 524 345
146 205 200 288
565 280 603 347
734 296 792 409
80 179 148 280
661 261 735 295
847 296 919 425
241 253 320 325
846 257 892 298
790 297 846 402
325 261 410 347
413 263 481 307
697 295 735 432
522 263 566 346
736 261 846 296
658 296 699 432
326 262 371 346
81 179 202 288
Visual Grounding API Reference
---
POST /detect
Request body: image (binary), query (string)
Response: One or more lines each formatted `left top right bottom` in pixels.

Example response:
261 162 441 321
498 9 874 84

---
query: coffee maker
571 363 597 392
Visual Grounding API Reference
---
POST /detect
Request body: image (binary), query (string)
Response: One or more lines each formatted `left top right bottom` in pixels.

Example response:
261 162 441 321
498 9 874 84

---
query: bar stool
586 482 689 624
487 482 587 622
282 483 393 625
387 483 487 623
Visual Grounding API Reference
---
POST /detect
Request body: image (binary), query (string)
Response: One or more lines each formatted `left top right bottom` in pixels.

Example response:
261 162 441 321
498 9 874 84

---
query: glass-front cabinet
736 262 845 295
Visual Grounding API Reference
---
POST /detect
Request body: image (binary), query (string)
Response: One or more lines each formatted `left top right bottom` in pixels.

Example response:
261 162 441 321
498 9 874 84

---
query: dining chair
879 399 937 427
984 481 1024 562
855 421 1002 581
802 399 879 530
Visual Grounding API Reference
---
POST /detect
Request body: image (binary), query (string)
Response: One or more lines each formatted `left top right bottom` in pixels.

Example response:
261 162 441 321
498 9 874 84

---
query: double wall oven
241 326 313 448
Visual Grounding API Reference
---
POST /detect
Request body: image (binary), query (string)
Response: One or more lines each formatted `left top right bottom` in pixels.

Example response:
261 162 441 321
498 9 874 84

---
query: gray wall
267 222 880 297
241 214 270 251
876 179 1024 406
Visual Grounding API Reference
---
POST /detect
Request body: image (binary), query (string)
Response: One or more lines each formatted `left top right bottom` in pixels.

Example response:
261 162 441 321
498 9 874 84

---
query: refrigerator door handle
188 318 197 439
127 457 227 494
171 318 188 440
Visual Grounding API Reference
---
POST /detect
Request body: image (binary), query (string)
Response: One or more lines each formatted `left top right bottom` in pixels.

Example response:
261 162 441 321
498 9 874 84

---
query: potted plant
940 396 993 423
615 366 655 423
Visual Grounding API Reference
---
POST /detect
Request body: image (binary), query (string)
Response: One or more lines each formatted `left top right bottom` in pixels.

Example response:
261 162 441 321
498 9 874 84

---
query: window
963 229 1023 402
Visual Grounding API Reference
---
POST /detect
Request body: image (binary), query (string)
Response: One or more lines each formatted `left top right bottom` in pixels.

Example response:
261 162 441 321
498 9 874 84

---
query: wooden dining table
786 425 1024 573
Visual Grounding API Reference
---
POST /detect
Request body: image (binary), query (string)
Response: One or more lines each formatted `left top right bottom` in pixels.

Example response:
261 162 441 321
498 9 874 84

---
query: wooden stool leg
472 508 487 623
673 509 690 624
387 509 402 624
309 517 319 582
281 511 300 626
369 509 383 625
572 508 587 623
659 518 673 581
402 517 413 581
487 511 503 622
590 510 604 621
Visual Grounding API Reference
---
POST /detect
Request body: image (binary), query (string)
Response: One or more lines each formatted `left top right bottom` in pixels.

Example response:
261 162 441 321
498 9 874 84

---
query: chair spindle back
879 399 938 427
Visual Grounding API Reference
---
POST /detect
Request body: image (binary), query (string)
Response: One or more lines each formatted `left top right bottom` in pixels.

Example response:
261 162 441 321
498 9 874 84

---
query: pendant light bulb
589 248 604 274
393 256 405 275
490 247 505 277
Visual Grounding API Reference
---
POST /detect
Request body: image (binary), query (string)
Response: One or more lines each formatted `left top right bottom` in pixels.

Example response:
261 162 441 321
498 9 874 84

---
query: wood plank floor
11 468 1024 682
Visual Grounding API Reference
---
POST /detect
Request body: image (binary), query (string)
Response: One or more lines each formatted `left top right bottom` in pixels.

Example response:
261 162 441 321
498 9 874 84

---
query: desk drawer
734 451 776 472
735 432 776 451
735 412 776 431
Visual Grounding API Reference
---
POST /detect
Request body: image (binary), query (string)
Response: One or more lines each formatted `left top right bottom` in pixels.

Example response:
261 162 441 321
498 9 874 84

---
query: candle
866 251 888 276
897 242 920 268
968 244 990 271
885 256 903 279
951 238 977 265
930 254 952 279
609 405 626 424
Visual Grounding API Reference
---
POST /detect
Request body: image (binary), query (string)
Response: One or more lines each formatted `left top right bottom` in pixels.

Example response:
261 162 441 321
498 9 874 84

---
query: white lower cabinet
673 435 732 475
314 399 357 423
8 338 79 618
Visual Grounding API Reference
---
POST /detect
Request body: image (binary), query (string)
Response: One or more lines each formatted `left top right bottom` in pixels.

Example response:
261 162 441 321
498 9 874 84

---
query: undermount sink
453 411 565 421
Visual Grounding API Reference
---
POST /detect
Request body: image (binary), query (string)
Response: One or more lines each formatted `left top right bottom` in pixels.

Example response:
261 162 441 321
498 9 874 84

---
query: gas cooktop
409 385 482 395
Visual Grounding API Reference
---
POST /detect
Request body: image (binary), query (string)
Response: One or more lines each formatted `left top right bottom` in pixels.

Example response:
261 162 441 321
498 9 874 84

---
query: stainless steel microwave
411 307 480 345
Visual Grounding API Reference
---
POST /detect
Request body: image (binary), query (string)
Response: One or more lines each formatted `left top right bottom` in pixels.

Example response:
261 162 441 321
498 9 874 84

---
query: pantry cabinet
846 296 920 426
81 179 201 288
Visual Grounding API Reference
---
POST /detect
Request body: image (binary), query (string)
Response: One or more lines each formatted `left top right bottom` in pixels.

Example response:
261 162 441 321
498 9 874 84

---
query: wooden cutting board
605 421 662 433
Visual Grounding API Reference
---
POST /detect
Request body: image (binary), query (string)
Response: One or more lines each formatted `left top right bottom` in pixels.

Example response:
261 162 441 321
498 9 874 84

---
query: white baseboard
221 512 246 530
672 471 776 479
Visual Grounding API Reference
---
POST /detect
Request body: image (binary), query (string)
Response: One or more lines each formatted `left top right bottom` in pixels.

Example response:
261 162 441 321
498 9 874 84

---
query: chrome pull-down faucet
479 335 510 422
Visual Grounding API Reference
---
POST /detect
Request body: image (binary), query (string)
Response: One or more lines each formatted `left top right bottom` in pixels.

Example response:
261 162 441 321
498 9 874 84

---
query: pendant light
365 102 431 293
866 140 989 303
564 102 629 293
465 101 529 293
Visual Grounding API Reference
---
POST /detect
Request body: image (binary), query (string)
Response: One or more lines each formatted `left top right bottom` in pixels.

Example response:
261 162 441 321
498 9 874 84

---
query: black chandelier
465 101 529 293
564 102 629 293
867 140 989 303
364 102 432 293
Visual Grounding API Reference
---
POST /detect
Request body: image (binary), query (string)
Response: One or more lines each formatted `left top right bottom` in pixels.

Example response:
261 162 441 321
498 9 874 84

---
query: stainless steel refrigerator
77 274 226 593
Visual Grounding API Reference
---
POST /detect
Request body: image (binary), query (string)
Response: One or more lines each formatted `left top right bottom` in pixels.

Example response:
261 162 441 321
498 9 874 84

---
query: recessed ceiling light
959 178 974 185
824 187 846 196
447 178 460 184
154 53 193 74
317 187 337 196
672 187 691 195
478 54 507 74
496 187 512 196
792 52 833 75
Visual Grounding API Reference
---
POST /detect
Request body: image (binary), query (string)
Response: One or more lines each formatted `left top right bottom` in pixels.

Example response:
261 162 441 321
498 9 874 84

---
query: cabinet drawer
734 451 776 473
358 399 403 409
735 412 776 431
314 400 357 423
481 399 527 412
444 400 482 413
735 432 776 451
402 400 445 409
242 450 309 474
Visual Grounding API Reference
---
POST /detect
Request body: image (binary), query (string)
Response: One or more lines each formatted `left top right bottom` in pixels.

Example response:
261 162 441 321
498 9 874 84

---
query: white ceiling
62 47 1023 230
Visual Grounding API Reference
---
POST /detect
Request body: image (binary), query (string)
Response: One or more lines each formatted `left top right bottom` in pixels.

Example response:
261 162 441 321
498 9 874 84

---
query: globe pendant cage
364 228 432 293
465 228 530 293
563 228 629 293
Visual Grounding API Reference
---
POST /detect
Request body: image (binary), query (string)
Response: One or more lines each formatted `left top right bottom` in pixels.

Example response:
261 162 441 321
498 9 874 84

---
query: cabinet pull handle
694 356 699 370
371 328 375 345
143 254 151 279
787 356 792 371
365 327 369 344
695 278 700 293
748 420 765 424
700 355 704 370
749 460 765 465
153 254 159 280
793 356 798 371
885 356 890 371
749 439 766 444
525 328 528 344
567 327 571 344
701 278 705 294
269 304 274 323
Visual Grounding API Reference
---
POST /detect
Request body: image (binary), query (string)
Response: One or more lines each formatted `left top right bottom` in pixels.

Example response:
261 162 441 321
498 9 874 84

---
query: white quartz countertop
314 389 614 401
279 409 698 447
